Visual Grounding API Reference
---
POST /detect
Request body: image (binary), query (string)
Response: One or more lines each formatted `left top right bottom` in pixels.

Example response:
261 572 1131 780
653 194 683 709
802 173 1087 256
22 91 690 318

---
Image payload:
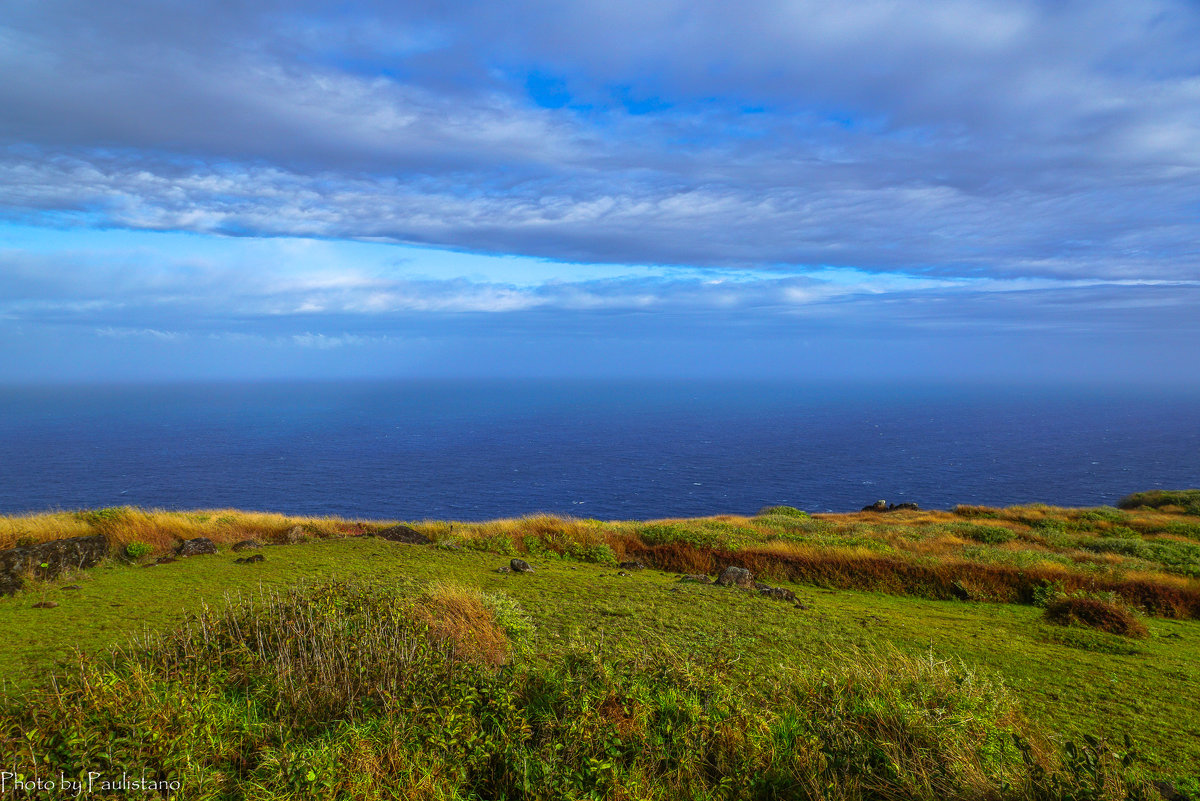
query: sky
1 0 1198 384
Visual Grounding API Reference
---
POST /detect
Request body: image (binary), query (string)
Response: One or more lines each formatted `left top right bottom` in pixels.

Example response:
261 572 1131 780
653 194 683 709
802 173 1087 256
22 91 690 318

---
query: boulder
235 554 265 564
231 539 263 552
510 558 534 573
888 502 920 512
861 500 889 512
0 534 109 596
176 538 218 557
376 525 431 545
716 566 755 588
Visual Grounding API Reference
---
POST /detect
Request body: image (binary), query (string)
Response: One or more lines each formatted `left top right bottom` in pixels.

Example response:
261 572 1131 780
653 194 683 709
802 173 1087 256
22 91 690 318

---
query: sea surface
1 380 1197 520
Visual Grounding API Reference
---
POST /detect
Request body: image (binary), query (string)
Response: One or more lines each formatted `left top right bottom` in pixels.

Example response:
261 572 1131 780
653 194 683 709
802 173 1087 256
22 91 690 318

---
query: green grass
2 536 1199 794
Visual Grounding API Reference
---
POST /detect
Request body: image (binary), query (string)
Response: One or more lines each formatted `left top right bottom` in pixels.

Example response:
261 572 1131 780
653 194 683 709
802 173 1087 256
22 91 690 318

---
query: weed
1043 596 1149 639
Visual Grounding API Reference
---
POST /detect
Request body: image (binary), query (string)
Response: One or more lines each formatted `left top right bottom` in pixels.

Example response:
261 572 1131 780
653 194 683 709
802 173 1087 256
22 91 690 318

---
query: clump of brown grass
416 583 511 667
1043 596 1149 638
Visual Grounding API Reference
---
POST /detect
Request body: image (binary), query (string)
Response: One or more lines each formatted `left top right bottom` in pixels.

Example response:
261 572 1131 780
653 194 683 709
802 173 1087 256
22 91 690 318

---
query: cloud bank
1 0 1198 280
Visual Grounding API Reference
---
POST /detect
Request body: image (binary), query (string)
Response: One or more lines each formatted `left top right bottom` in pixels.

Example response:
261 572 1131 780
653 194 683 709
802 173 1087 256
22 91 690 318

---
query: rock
861 500 889 512
617 571 629 577
154 555 177 564
510 558 534 573
376 525 431 545
1153 780 1185 801
678 574 712 584
888 502 920 512
32 601 58 609
495 566 512 573
716 566 755 588
61 585 82 591
618 560 645 570
758 586 797 602
0 534 109 596
231 539 263 552
234 554 265 564
176 537 218 557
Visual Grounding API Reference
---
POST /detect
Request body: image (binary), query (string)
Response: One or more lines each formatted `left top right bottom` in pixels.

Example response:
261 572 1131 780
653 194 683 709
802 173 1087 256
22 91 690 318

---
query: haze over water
2 380 1196 521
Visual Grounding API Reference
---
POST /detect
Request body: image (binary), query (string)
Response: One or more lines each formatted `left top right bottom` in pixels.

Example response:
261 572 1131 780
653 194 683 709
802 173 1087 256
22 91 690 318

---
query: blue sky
1 0 1198 383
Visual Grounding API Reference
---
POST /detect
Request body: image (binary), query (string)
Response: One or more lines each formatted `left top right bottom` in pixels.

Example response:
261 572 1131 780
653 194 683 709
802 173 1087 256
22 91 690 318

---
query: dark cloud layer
2 0 1198 278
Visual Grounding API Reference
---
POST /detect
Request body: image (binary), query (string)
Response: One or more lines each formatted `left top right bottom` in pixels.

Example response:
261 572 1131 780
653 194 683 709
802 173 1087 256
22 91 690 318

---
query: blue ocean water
0 380 1196 520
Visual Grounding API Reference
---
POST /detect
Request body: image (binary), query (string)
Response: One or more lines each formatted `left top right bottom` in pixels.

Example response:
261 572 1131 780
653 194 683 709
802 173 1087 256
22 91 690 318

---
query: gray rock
758 586 797 602
231 539 263 552
376 525 431 545
862 500 889 512
61 585 82 591
0 534 109 596
234 554 265 564
888 502 920 512
510 558 534 573
716 566 755 588
176 537 218 557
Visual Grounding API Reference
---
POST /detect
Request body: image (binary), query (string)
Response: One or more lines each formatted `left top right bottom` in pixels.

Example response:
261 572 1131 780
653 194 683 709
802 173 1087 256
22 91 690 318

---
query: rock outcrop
716 566 755 588
0 535 109 595
231 539 263 552
176 538 218 557
375 525 431 545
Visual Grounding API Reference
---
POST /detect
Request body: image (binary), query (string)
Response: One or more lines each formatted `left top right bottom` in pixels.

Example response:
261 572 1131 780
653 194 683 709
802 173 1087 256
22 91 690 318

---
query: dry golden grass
416 583 510 668
0 507 371 551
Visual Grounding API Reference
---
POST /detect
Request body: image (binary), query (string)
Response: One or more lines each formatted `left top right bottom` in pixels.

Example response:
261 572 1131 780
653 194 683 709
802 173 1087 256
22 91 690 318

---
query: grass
0 580 1161 800
1 499 1199 796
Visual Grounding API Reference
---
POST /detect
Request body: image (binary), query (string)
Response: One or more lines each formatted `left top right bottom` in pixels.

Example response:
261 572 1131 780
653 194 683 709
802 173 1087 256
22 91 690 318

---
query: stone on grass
231 540 263 552
234 554 265 564
758 586 797 602
0 534 109 596
510 558 534 573
716 566 754 588
618 560 645 570
176 537 218 557
376 525 431 545
32 601 58 609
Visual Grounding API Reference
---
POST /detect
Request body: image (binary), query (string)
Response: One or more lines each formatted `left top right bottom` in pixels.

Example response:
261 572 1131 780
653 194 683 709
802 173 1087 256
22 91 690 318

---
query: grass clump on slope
0 580 1159 800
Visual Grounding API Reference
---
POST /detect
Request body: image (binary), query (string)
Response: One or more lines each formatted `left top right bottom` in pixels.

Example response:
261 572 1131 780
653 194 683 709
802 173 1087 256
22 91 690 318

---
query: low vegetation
0 581 1160 800
1 494 1198 797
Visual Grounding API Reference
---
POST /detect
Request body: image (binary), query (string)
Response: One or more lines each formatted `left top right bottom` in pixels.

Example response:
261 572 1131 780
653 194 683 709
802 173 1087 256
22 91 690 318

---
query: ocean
1 379 1197 520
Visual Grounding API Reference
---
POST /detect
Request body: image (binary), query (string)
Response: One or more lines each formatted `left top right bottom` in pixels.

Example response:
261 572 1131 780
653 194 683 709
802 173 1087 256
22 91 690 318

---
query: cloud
0 0 1197 280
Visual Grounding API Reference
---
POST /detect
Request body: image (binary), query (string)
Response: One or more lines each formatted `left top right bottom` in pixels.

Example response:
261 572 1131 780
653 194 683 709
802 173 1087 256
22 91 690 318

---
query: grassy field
1 497 1198 798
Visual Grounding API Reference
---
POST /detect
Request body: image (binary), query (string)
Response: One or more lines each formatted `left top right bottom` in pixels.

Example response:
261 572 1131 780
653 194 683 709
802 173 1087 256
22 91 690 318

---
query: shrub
756 505 809 518
1043 596 1148 638
124 541 154 559
1118 489 1200 514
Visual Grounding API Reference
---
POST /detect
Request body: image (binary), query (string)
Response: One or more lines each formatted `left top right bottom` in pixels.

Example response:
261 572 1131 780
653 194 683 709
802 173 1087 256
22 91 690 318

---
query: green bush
756 505 809 518
124 541 154 559
1118 489 1200 514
